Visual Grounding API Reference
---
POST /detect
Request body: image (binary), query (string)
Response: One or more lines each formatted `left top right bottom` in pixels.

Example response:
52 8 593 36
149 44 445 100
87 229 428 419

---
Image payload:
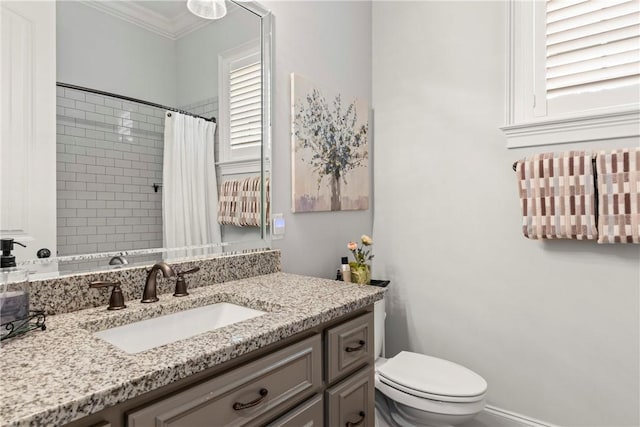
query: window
502 0 640 148
218 40 262 172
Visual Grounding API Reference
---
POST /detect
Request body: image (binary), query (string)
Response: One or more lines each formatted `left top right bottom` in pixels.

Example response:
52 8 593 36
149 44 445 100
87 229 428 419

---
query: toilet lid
377 351 487 399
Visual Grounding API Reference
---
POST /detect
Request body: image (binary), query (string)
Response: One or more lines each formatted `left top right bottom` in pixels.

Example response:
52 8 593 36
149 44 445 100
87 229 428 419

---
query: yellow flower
361 235 372 246
347 242 358 251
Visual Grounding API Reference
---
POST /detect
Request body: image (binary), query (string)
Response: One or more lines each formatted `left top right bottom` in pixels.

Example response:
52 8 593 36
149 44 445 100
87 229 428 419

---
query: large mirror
0 0 272 275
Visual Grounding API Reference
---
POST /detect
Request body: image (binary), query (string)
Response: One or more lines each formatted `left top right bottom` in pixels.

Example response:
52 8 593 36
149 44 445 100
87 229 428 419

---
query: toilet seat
375 373 486 417
376 351 487 404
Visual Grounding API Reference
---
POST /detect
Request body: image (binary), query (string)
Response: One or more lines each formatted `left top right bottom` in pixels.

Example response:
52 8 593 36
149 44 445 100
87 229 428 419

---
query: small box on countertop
0 291 29 324
1 268 29 325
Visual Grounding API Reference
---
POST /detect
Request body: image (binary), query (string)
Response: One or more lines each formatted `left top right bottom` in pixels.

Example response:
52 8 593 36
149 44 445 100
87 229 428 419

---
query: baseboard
484 405 559 427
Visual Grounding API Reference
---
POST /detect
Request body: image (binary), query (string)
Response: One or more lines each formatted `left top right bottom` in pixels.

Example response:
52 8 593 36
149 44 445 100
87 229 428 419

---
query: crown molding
79 0 209 40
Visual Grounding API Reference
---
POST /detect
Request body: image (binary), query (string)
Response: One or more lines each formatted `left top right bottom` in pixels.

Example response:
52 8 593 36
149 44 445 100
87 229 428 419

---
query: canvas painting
291 73 369 213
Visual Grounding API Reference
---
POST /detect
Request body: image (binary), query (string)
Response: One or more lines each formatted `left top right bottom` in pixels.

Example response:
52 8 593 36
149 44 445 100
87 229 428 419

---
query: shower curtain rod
56 82 216 123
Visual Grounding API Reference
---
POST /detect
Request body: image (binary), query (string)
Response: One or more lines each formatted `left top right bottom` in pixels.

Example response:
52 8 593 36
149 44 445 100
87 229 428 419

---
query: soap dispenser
1 239 26 268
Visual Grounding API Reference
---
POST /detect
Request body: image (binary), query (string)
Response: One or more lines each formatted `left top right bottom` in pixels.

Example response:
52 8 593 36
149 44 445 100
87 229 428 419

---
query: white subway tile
66 200 86 209
76 173 97 183
137 105 155 116
86 165 106 175
121 102 139 112
86 129 105 140
76 155 96 166
104 98 122 109
95 105 114 116
57 97 75 108
87 200 106 209
65 163 87 173
65 89 85 101
75 101 96 112
85 94 104 105
76 208 97 218
114 175 132 185
106 200 124 210
77 191 97 200
87 183 106 192
97 175 115 184
97 192 115 201
86 112 105 123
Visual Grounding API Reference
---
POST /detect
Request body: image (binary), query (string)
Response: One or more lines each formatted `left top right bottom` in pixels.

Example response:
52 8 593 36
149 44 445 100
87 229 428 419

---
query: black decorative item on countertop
0 310 46 342
370 280 390 288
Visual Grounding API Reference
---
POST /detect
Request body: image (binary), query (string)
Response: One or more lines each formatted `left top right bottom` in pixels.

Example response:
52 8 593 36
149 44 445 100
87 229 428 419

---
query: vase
350 264 370 285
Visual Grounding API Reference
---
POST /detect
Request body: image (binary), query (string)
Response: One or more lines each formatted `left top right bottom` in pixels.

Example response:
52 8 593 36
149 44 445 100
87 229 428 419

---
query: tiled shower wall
56 87 164 256
180 97 218 125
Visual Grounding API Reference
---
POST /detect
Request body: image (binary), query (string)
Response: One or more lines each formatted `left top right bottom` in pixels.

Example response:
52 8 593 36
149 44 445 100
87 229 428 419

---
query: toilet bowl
374 299 487 427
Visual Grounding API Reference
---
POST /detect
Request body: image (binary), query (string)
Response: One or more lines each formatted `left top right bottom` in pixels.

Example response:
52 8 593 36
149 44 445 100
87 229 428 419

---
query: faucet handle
89 280 126 310
173 267 200 297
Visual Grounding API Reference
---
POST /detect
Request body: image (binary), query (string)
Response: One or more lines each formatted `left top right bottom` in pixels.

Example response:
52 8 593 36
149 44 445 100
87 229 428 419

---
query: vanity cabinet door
325 312 374 383
264 394 323 427
325 367 375 427
127 334 321 427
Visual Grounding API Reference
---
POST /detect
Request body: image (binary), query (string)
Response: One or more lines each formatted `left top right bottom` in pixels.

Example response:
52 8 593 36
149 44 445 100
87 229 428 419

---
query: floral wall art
291 73 369 212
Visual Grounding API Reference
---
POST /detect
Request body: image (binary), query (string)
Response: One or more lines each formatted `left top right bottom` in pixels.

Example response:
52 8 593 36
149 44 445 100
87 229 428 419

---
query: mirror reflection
0 0 271 273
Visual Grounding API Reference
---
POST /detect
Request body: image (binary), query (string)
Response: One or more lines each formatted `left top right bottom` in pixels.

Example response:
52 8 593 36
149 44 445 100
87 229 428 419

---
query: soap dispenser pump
1 238 26 268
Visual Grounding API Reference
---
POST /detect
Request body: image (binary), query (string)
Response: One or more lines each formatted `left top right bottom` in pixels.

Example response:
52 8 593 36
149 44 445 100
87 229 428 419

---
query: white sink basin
93 303 266 354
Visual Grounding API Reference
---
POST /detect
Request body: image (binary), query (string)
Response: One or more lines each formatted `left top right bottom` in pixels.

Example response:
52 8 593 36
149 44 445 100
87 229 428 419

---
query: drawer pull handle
346 411 366 427
345 340 366 352
232 388 268 410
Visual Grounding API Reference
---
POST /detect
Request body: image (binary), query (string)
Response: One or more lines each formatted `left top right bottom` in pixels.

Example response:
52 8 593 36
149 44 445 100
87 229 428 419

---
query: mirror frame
17 0 273 272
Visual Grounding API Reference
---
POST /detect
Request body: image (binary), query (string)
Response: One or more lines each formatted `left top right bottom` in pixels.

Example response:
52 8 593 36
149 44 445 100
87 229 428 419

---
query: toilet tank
374 298 386 359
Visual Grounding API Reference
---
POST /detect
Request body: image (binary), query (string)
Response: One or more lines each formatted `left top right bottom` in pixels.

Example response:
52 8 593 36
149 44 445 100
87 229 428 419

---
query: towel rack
511 158 597 172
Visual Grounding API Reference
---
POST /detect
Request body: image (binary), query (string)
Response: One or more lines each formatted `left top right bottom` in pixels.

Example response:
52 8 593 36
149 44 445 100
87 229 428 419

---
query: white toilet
374 299 487 427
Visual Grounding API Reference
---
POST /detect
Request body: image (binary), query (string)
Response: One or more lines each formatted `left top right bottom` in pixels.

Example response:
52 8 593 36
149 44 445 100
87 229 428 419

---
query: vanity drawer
264 394 323 427
127 334 321 427
325 366 375 427
325 311 374 383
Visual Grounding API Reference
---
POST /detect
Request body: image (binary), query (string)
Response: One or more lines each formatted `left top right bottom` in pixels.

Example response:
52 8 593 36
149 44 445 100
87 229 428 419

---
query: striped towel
596 148 640 244
516 151 597 240
218 176 270 227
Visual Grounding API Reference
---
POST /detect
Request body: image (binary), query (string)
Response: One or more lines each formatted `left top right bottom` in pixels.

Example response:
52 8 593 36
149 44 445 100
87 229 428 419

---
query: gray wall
372 1 639 426
262 0 373 279
175 7 260 107
56 1 176 106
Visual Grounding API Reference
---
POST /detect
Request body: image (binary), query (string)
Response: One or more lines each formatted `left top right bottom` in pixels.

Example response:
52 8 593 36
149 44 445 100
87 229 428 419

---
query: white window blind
546 0 640 99
229 61 262 152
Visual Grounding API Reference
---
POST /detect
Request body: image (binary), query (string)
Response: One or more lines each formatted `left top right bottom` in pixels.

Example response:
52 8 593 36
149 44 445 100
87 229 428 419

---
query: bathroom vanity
0 266 383 427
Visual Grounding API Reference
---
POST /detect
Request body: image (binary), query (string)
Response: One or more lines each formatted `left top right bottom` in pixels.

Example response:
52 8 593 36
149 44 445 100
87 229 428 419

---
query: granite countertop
0 273 385 427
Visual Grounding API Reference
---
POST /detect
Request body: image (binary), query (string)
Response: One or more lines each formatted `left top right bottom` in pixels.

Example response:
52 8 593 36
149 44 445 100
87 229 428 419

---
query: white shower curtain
162 112 221 249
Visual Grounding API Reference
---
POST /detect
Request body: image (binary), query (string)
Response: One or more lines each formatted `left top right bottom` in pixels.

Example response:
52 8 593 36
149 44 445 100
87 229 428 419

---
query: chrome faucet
141 262 175 303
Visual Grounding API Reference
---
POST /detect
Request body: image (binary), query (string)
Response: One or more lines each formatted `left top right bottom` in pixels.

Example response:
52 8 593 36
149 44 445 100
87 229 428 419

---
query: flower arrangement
347 235 374 284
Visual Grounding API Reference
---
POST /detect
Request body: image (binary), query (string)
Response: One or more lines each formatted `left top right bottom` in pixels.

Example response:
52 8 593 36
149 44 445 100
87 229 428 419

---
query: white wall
372 2 639 426
175 7 260 107
56 2 176 106
261 0 373 278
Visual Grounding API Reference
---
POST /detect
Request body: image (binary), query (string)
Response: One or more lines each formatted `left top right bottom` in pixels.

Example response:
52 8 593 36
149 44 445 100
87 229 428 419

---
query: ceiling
80 0 241 40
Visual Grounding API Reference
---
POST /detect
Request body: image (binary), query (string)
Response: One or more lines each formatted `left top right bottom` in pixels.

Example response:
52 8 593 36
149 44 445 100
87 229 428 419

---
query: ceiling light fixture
187 0 227 20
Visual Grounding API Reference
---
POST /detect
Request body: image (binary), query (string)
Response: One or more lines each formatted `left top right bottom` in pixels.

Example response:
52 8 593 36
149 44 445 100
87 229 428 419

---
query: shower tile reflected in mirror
56 87 166 257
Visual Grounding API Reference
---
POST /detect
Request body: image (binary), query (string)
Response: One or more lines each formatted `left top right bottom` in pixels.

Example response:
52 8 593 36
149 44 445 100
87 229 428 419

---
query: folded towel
516 151 597 240
596 148 640 244
218 176 270 227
